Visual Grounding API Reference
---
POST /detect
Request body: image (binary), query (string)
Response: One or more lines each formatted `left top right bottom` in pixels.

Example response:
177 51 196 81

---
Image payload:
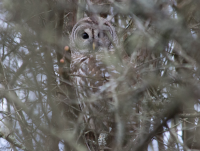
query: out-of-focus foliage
0 0 200 151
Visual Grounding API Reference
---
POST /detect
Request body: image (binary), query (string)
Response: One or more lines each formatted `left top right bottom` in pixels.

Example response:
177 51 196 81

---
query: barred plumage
70 16 119 150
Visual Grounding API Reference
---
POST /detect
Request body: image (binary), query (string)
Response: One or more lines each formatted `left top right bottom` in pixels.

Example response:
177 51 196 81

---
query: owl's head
70 17 118 54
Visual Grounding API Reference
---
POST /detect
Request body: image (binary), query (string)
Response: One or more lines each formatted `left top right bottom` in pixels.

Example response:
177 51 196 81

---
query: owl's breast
70 54 108 95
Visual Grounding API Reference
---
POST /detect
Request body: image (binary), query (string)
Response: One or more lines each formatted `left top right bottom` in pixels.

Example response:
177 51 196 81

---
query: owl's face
77 28 111 52
70 17 118 54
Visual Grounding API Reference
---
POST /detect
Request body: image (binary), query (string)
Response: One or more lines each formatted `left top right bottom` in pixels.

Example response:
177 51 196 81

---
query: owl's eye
82 32 89 39
98 32 105 38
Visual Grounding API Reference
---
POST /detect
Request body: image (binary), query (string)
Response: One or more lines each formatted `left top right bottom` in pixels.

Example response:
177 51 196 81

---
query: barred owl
70 16 120 150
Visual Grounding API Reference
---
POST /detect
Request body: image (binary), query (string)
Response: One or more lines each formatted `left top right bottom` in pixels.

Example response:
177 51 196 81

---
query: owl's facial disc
74 28 93 52
70 17 118 54
75 27 112 53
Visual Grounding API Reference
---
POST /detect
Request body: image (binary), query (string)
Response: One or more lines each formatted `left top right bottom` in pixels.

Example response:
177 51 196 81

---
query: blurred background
0 0 200 150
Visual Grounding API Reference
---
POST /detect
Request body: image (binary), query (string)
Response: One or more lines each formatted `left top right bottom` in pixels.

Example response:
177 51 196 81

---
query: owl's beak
92 42 96 50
